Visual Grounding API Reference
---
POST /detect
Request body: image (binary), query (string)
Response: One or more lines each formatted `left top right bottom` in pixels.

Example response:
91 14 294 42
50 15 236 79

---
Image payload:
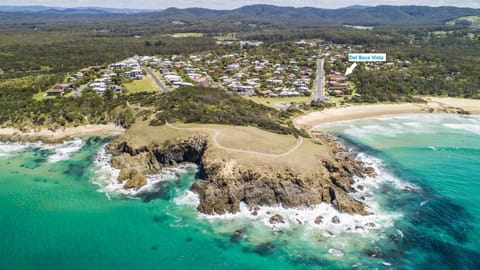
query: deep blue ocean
0 114 479 269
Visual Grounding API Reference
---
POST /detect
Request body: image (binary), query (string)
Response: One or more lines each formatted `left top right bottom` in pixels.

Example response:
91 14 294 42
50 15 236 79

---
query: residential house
46 84 69 96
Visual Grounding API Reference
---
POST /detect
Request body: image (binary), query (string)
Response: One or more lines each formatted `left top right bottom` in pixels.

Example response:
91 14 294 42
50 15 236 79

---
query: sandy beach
294 97 480 130
0 124 125 142
427 97 480 114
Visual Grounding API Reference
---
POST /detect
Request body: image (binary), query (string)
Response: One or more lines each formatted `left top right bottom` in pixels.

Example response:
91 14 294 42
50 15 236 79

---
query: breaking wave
91 144 197 199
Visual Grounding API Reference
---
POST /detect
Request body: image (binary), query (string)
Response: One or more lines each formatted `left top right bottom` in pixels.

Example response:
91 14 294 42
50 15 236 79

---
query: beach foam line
0 141 43 155
44 138 85 163
293 103 426 129
295 98 480 130
315 113 480 132
443 123 480 135
338 119 437 140
0 139 85 161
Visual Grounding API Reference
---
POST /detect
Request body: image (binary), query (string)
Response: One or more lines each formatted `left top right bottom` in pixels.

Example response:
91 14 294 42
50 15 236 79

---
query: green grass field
32 92 56 101
124 74 160 94
122 120 333 171
172 33 204 38
447 16 480 28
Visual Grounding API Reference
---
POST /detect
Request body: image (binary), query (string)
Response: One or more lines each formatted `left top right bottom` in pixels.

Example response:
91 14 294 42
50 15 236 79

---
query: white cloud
1 0 479 9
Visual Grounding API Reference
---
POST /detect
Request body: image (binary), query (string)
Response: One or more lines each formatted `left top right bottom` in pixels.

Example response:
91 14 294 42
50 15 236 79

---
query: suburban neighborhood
39 38 404 109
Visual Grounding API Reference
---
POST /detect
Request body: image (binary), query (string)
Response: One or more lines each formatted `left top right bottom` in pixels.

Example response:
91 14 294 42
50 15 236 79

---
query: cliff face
108 134 372 216
192 156 370 215
108 136 208 190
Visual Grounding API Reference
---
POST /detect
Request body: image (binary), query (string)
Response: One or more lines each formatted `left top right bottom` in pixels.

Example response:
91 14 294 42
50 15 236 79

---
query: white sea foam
0 141 40 156
0 139 85 161
173 151 411 239
91 145 197 199
342 120 438 140
174 190 200 206
173 195 399 246
315 114 480 140
443 123 480 135
328 248 345 257
344 125 400 139
90 146 122 198
45 138 84 163
354 152 417 191
135 165 197 197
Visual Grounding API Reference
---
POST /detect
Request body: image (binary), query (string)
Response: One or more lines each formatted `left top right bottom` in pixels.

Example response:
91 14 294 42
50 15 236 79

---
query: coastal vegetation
0 89 132 130
0 6 478 131
132 87 304 136
0 80 304 137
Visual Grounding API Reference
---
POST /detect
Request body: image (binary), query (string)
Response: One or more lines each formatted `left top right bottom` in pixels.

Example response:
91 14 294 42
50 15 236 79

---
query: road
314 58 326 102
207 76 228 91
73 84 86 97
144 67 169 93
202 71 228 91
165 122 303 158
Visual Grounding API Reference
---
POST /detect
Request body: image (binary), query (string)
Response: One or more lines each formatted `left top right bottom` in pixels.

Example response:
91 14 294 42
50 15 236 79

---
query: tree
104 88 114 102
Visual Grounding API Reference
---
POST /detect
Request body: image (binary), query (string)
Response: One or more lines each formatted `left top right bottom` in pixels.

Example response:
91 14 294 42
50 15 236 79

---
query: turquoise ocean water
0 114 479 269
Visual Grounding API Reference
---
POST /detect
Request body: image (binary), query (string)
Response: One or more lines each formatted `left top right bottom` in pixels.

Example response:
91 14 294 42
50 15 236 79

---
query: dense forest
348 31 480 102
0 32 216 79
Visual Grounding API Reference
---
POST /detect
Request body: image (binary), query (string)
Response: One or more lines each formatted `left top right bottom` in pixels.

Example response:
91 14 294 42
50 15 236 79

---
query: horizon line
1 3 479 11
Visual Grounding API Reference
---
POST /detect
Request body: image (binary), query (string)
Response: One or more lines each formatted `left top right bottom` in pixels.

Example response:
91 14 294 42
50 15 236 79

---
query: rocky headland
107 133 374 216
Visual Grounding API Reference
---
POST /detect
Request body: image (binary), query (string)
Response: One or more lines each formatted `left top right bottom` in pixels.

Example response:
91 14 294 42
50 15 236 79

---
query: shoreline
0 124 125 143
0 97 478 144
294 97 480 130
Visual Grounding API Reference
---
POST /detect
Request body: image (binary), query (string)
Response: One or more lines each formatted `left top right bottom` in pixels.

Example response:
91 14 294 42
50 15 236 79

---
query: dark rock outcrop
230 229 245 243
121 168 147 190
269 214 285 224
108 133 373 216
108 136 207 190
314 216 324 224
191 154 369 215
254 242 276 256
331 216 341 224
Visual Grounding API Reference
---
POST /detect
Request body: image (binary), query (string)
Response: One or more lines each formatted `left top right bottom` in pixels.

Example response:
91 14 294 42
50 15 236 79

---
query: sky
1 0 479 9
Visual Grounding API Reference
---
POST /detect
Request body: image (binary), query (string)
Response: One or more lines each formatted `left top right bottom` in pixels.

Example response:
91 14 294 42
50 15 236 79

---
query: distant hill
147 4 480 26
0 4 479 26
0 5 54 12
447 15 480 28
0 5 159 14
337 5 371 10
